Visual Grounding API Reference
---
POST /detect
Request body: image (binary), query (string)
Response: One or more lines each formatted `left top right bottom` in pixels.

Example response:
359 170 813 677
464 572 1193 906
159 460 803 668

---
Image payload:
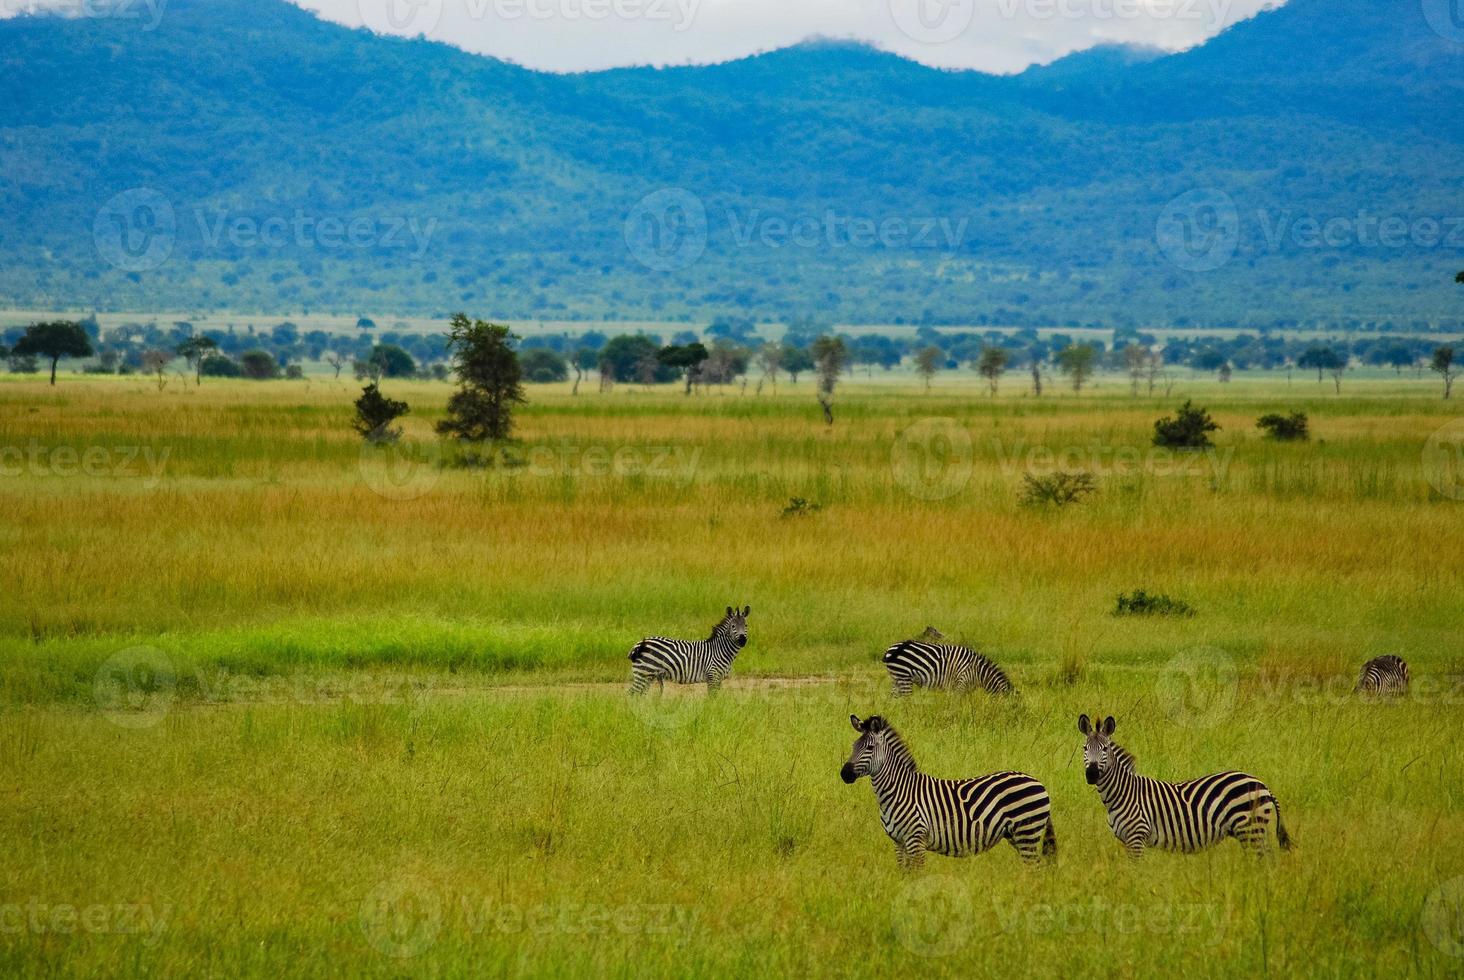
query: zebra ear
726 606 733 617
1101 716 1116 736
742 605 750 617
849 714 863 732
1078 714 1092 735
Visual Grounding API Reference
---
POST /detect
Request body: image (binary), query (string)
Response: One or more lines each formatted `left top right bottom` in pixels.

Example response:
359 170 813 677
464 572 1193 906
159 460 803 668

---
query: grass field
2 371 1463 976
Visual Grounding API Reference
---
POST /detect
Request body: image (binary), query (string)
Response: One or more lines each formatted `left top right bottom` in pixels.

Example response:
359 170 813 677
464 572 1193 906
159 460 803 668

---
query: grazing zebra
881 634 1015 697
1078 714 1292 857
628 605 750 695
1356 655 1410 696
840 714 1056 869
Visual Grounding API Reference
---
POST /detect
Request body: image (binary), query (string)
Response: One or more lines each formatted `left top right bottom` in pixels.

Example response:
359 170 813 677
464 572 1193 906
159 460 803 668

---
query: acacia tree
1432 346 1457 399
141 349 173 391
1124 343 1146 397
436 314 525 442
1055 343 1097 393
976 347 1008 396
914 346 943 389
13 321 92 386
658 342 709 395
757 341 783 392
353 382 409 442
324 351 349 380
176 335 219 386
811 335 848 425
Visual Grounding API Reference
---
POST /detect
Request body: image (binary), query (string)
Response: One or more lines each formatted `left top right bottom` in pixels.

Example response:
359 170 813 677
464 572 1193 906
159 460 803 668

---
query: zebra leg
629 671 652 696
1008 818 1051 865
706 674 723 695
891 676 912 698
657 677 665 694
1120 826 1148 860
902 833 927 872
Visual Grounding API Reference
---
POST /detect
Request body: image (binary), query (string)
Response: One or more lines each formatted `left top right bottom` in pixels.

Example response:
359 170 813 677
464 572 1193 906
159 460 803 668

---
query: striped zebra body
841 715 1055 869
1080 714 1291 857
1356 655 1409 696
628 606 749 694
882 639 1015 697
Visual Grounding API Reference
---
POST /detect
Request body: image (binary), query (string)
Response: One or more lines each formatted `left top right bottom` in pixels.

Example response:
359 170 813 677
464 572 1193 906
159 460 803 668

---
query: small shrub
352 383 409 442
1153 400 1219 449
781 497 822 518
1019 471 1097 507
1257 412 1309 441
1114 590 1196 618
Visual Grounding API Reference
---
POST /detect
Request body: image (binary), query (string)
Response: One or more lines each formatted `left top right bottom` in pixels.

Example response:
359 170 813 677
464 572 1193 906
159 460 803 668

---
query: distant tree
13 321 93 386
914 346 943 389
757 341 783 391
1055 343 1097 393
1153 400 1219 449
1431 346 1457 399
200 355 242 378
369 343 416 379
1298 345 1343 382
1218 362 1233 383
353 382 409 442
436 313 525 442
521 348 570 384
976 346 1008 396
1123 344 1146 397
811 335 848 425
781 346 814 385
175 335 218 386
1329 358 1348 394
658 342 709 395
8 353 39 374
599 335 667 384
141 349 173 390
1030 360 1043 397
324 351 349 380
240 349 279 380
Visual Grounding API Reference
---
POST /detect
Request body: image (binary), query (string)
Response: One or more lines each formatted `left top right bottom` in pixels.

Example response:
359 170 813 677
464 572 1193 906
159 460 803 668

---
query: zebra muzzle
840 763 858 784
1085 764 1100 785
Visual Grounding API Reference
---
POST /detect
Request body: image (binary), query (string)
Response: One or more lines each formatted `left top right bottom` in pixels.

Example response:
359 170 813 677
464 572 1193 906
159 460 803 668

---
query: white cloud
2 0 1283 73
301 0 1282 72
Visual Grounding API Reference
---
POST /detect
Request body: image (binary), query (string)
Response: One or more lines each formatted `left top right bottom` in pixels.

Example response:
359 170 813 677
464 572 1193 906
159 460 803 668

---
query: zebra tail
628 641 647 662
1274 800 1293 851
1042 817 1057 860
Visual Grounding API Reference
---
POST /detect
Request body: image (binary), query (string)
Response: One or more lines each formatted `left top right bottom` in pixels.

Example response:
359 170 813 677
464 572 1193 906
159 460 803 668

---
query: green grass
1 372 1462 976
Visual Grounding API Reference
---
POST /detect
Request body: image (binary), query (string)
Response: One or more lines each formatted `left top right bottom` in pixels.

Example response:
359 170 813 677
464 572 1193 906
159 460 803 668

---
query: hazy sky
4 0 1282 72
296 0 1281 72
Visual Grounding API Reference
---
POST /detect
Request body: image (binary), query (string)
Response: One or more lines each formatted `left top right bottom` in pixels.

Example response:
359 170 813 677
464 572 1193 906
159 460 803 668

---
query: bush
239 349 278 380
1019 471 1097 507
520 348 569 383
780 497 822 518
1257 411 1309 441
284 364 304 380
352 383 409 442
1153 400 1219 449
201 355 242 377
1114 590 1196 617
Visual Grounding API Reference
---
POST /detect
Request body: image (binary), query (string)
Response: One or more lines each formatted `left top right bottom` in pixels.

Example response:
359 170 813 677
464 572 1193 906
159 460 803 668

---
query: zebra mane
874 723 918 772
1110 740 1138 773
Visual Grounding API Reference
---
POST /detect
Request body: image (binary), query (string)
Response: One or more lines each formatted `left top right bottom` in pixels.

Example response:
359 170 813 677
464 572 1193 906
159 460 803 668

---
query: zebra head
1078 713 1118 785
714 605 751 648
841 714 891 784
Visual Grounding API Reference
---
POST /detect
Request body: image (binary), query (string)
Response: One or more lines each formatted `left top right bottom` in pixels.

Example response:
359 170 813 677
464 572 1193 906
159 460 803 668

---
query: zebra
1356 655 1409 697
881 634 1015 697
628 605 750 695
1078 714 1292 858
839 714 1056 870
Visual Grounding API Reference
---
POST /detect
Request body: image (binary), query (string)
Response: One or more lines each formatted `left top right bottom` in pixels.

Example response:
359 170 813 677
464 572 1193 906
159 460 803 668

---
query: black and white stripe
1356 655 1409 696
881 634 1015 697
840 715 1055 869
1079 714 1292 857
628 605 750 694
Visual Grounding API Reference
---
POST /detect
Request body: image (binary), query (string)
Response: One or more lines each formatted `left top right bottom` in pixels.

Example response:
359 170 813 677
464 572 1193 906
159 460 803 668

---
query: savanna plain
2 371 1462 977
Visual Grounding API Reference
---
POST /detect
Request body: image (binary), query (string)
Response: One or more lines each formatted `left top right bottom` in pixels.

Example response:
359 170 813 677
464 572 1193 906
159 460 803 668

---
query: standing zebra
1356 655 1410 696
881 634 1015 697
1078 714 1292 857
628 605 750 695
839 715 1056 869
